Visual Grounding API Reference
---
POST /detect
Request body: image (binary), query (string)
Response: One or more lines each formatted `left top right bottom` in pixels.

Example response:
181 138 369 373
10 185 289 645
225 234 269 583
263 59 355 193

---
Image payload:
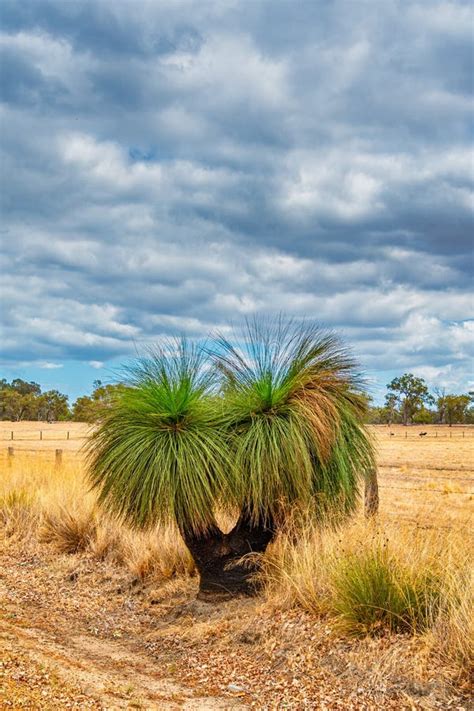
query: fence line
381 473 474 482
2 434 473 442
3 447 79 454
5 446 64 466
3 446 472 496
380 516 460 532
378 484 474 495
379 463 474 471
0 431 85 442
1 427 473 442
386 431 469 438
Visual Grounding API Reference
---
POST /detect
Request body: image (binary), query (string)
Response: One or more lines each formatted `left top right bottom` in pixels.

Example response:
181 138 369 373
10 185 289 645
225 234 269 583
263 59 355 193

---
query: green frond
86 340 232 534
213 317 375 523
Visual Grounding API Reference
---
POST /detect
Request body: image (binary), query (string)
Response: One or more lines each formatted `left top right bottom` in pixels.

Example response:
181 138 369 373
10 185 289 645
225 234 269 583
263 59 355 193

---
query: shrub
330 543 441 635
87 322 375 598
263 520 448 638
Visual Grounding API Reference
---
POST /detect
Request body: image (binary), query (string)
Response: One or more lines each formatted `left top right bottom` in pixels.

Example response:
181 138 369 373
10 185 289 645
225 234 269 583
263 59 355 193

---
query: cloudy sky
0 0 472 402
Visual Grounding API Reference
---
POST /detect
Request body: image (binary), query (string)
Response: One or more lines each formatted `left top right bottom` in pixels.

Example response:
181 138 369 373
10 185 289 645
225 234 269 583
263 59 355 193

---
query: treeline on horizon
0 374 473 426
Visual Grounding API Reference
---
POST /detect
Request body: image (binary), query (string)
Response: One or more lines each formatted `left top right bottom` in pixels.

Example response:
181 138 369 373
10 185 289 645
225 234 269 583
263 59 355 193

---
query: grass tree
87 319 375 599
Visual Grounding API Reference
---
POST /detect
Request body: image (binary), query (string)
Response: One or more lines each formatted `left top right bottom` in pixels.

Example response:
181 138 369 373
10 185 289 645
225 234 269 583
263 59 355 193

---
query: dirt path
0 547 247 710
1 618 243 709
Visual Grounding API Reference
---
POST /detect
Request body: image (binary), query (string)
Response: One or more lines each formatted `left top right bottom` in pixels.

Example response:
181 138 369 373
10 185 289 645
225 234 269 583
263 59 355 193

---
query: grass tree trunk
181 512 275 600
364 467 379 518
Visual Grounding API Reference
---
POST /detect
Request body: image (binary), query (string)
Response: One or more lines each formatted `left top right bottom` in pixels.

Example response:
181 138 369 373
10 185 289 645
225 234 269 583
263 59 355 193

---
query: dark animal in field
419 432 428 437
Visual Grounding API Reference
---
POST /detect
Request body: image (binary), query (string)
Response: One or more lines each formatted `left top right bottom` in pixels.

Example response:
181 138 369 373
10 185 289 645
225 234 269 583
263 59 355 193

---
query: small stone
227 683 247 693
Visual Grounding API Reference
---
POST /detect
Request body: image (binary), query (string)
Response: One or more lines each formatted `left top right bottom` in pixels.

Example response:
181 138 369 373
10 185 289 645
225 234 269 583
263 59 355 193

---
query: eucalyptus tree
87 320 375 599
386 374 434 425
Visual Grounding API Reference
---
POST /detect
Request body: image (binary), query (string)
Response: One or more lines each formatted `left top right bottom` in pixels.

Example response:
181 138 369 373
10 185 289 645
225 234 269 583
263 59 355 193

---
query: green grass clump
331 543 440 635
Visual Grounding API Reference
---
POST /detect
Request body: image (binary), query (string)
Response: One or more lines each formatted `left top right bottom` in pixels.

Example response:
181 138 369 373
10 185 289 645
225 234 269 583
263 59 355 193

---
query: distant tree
365 403 401 424
365 406 383 424
37 390 70 422
436 394 472 426
72 383 125 422
362 395 379 423
383 393 400 425
0 379 70 421
10 379 41 396
386 374 434 425
465 406 474 425
0 389 38 421
412 406 436 424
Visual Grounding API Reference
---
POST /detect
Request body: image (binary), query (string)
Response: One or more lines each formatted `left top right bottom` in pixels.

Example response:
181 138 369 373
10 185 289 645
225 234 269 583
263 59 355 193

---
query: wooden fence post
55 449 63 467
11 431 13 440
7 446 14 466
40 431 42 441
364 467 379 518
67 431 70 440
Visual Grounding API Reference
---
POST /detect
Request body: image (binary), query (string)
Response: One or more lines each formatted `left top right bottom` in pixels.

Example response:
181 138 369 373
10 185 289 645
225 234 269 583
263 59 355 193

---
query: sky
0 0 473 404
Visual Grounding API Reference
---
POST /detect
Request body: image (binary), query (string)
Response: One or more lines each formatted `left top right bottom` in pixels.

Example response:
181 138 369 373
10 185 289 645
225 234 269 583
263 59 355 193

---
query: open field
3 423 472 531
0 421 90 452
1 423 472 709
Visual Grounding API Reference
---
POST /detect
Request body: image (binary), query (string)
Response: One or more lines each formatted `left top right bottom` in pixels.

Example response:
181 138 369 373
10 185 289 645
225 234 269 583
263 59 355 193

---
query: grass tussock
119 527 195 581
330 543 440 635
0 488 38 539
432 566 474 677
0 454 194 584
40 506 97 554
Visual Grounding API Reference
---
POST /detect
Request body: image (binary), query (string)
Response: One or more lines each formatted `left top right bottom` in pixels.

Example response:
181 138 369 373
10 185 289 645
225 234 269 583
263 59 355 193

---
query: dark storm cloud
0 0 473 393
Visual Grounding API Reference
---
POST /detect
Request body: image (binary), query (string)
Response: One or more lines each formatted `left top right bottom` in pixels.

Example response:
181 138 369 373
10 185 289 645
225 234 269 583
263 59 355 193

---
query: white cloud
88 360 104 369
409 2 474 37
161 33 289 107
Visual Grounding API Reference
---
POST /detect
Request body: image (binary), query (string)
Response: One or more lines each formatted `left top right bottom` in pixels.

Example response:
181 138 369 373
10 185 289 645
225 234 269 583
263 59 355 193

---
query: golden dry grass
0 422 473 707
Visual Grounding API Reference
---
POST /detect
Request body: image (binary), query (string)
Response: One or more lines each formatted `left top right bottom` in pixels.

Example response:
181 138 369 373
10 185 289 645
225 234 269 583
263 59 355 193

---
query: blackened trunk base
181 514 274 600
198 556 258 599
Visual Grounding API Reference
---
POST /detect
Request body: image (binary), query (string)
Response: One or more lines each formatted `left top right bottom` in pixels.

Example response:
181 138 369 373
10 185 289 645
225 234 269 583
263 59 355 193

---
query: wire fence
2 427 473 442
378 484 474 495
0 430 86 441
2 446 473 497
377 429 473 439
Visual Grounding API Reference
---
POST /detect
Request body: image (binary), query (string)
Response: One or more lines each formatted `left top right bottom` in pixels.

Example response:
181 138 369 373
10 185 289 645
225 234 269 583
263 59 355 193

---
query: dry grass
263 516 472 679
0 422 473 704
0 452 195 585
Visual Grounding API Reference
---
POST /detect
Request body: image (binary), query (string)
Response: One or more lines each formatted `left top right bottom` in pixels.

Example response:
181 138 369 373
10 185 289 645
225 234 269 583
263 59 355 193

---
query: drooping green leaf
86 340 233 534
